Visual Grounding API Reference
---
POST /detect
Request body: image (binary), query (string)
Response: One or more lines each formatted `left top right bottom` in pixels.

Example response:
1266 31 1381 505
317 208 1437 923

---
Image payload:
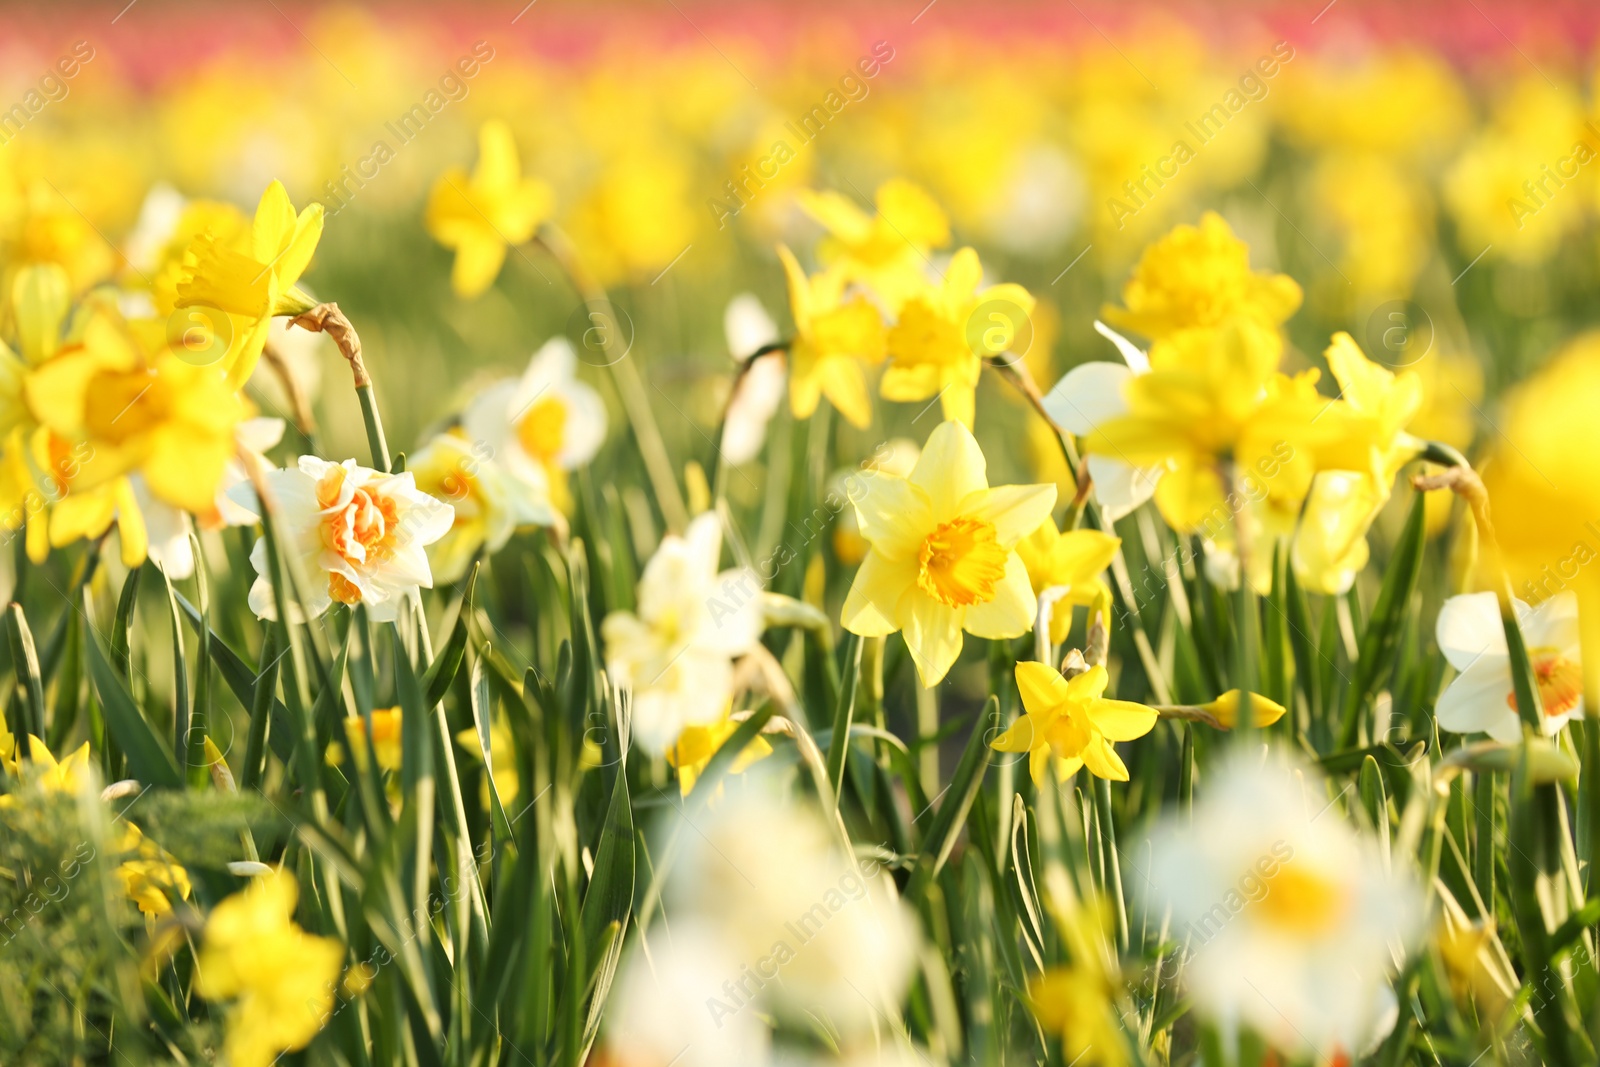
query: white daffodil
230 456 454 621
1041 321 1163 521
408 431 554 583
720 293 786 466
664 774 919 1037
1435 590 1582 743
461 337 606 510
600 512 763 754
608 922 772 1067
1144 753 1423 1061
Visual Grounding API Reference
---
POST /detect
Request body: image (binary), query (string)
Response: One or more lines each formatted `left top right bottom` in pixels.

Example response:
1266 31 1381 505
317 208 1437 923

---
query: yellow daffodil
991 662 1157 784
775 244 885 428
426 119 554 298
1028 965 1130 1067
175 181 323 387
665 710 772 796
195 870 345 1067
841 420 1056 686
455 718 519 809
797 178 950 311
1082 322 1333 533
0 720 17 777
1015 520 1119 645
0 735 91 806
1100 212 1301 345
115 824 192 919
831 437 921 566
882 247 1034 428
1291 333 1424 595
329 707 404 772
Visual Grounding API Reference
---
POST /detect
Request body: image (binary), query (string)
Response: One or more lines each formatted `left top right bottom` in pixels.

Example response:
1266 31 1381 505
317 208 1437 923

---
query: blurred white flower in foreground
601 512 763 754
230 456 453 621
462 337 606 509
1435 590 1582 743
1144 752 1423 1060
608 775 919 1065
720 293 786 466
1041 321 1162 522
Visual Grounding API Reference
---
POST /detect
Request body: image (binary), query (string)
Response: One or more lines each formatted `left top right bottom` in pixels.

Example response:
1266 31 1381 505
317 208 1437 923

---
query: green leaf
420 563 478 709
1339 489 1426 747
578 742 634 978
825 633 863 808
85 628 182 789
906 696 999 901
7 604 44 740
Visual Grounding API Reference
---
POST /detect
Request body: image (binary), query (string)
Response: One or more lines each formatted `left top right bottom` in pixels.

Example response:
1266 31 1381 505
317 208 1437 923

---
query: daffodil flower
775 244 886 429
719 293 786 465
175 181 323 387
1435 591 1582 742
991 663 1156 784
841 420 1055 686
797 178 950 312
1041 321 1163 521
882 247 1034 429
329 707 404 772
460 337 605 513
1100 211 1302 344
665 710 772 796
1014 519 1119 645
114 823 192 919
229 456 454 622
195 870 345 1067
409 430 554 583
426 119 554 298
601 512 764 754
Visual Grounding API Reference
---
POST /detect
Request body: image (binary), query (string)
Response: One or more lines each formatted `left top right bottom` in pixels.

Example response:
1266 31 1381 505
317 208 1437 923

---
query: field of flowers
6 1 1600 1065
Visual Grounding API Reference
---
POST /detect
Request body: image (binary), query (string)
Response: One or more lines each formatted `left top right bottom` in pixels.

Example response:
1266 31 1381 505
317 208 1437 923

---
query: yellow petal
1015 660 1068 717
251 181 298 265
1086 698 1158 741
911 420 989 521
452 237 509 299
474 119 522 192
841 552 914 637
901 591 964 686
990 716 1038 753
963 552 1036 640
875 179 949 249
1081 735 1128 781
964 483 1058 546
820 356 875 429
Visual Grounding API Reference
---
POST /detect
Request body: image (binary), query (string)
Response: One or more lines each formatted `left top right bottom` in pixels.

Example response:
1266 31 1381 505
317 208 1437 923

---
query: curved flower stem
260 340 319 445
534 224 689 532
289 303 390 473
708 340 789 503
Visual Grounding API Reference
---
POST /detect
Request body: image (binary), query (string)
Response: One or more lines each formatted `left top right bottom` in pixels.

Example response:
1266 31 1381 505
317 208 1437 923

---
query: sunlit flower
455 717 519 809
1200 690 1289 729
881 247 1033 428
832 437 921 567
460 337 606 513
329 707 404 772
229 456 454 621
195 870 344 1067
797 178 949 312
114 823 192 919
1015 520 1119 644
1100 212 1302 344
174 181 323 387
1144 753 1423 1060
1027 899 1131 1067
601 512 763 754
18 735 91 794
775 244 885 429
664 708 772 796
1435 591 1581 742
719 293 785 465
409 431 553 583
991 663 1156 784
426 119 554 298
841 420 1055 686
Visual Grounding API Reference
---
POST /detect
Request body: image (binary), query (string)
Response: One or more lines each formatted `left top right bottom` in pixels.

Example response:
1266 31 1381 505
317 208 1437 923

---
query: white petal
724 293 779 358
1042 361 1131 436
554 379 607 469
1435 655 1517 740
1094 319 1150 373
1522 590 1580 654
1088 454 1161 522
1435 592 1507 671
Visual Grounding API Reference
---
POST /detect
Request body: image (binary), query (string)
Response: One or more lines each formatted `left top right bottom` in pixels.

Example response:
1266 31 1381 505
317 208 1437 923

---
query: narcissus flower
460 337 605 513
16 735 90 794
229 456 454 622
195 870 344 1067
1435 591 1582 742
1015 520 1119 644
1200 690 1289 729
841 420 1055 686
174 181 323 387
798 178 950 312
330 707 404 772
665 709 772 796
601 512 763 754
1144 753 1423 1060
719 293 786 465
775 245 885 429
426 119 554 298
882 247 1034 428
1027 900 1132 1067
409 431 553 583
1100 212 1302 344
114 823 192 919
991 663 1157 784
